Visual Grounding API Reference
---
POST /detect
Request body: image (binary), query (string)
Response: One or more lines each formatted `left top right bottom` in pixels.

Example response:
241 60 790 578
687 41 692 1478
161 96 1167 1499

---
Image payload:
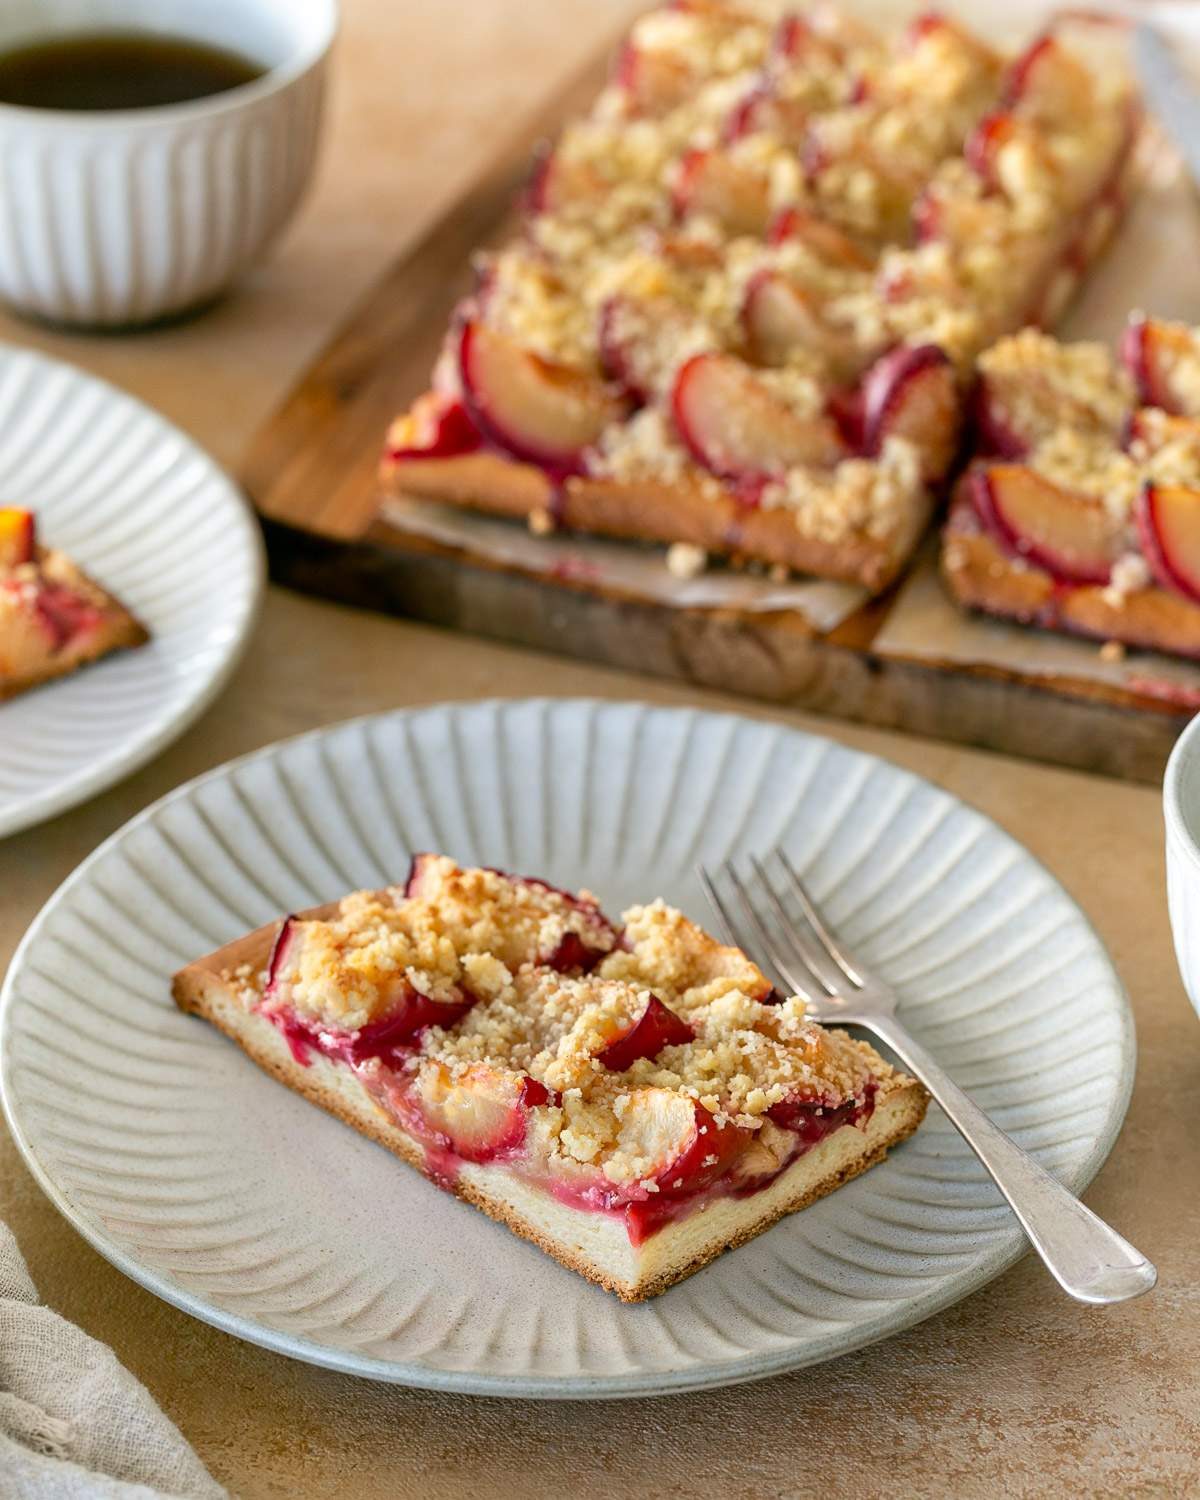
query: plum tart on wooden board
379 3 1138 593
943 317 1200 659
0 507 148 702
173 855 927 1300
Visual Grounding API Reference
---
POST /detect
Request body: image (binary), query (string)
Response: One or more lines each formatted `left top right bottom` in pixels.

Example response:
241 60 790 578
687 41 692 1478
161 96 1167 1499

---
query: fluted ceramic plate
0 701 1134 1397
0 345 262 838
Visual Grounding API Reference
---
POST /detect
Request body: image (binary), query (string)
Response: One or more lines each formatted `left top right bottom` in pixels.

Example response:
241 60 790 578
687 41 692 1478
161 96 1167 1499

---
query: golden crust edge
377 450 928 594
0 614 148 702
942 494 1200 660
0 549 149 702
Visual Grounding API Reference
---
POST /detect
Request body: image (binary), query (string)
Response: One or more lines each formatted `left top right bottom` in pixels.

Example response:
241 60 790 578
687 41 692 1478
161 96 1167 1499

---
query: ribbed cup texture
0 69 324 326
0 701 1135 1397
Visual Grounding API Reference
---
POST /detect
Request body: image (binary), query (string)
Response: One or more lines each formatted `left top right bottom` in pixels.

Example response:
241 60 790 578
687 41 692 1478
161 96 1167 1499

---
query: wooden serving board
242 39 1199 787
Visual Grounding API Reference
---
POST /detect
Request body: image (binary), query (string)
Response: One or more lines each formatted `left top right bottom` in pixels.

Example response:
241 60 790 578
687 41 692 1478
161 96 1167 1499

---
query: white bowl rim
0 0 338 130
1162 711 1200 872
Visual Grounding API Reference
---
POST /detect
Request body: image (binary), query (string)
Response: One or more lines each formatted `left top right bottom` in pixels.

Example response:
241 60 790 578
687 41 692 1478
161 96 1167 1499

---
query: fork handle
858 1013 1155 1305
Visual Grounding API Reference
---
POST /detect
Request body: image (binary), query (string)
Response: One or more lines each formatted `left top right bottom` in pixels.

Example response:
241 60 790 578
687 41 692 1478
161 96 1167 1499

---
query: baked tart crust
174 855 928 1300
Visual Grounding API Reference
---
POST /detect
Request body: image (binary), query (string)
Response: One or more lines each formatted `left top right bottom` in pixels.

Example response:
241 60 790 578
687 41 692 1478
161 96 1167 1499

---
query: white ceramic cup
0 0 336 327
1163 711 1200 1021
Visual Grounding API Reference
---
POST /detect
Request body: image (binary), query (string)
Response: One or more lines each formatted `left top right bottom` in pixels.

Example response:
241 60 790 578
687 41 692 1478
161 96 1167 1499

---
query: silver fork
700 850 1156 1306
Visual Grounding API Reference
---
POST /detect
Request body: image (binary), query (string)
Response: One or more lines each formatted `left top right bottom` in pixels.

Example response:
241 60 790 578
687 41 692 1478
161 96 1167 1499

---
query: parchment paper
380 494 868 631
876 545 1200 708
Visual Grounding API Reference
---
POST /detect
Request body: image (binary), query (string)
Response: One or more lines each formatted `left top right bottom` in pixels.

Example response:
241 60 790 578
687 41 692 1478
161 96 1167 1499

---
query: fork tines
698 850 865 1006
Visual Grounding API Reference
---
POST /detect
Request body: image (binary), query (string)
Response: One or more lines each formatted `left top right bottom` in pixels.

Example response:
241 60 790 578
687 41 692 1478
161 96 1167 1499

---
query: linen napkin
0 1222 224 1500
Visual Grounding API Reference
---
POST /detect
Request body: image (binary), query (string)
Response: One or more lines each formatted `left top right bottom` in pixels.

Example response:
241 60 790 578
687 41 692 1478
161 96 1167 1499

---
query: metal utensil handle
861 1012 1156 1305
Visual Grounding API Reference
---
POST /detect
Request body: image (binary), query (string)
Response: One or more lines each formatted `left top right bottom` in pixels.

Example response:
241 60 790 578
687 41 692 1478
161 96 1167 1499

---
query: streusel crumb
251 861 890 1189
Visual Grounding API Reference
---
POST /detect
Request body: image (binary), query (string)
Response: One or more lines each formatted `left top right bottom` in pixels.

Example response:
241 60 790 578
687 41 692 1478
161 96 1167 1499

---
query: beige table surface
0 2 1197 1496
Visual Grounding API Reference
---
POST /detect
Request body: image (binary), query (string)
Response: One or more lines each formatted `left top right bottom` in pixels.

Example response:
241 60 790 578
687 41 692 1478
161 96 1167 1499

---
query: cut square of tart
942 318 1200 659
379 6 1139 594
0 507 148 702
173 855 928 1301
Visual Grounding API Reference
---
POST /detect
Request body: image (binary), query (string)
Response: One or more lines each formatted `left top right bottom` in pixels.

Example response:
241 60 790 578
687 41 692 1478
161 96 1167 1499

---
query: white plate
0 701 1134 1398
0 345 262 838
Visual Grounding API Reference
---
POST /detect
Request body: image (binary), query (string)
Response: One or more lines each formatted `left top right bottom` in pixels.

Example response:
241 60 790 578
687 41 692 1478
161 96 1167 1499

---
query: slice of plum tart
379 5 1138 595
173 855 927 1301
0 507 148 702
942 319 1200 659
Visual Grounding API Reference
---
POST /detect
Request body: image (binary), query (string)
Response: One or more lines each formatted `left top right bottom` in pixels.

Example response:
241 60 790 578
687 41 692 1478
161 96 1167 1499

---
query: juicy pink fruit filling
258 988 878 1246
258 858 619 1068
251 865 878 1246
621 1086 877 1247
34 583 105 650
388 261 966 497
371 1068 556 1185
259 911 476 1067
404 853 619 970
0 576 106 654
263 1001 472 1070
386 395 481 461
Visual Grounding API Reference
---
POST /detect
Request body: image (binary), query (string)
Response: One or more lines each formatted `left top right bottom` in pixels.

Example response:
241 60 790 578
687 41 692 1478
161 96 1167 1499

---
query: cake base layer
379 450 930 595
1 550 148 702
942 497 1200 660
174 952 927 1301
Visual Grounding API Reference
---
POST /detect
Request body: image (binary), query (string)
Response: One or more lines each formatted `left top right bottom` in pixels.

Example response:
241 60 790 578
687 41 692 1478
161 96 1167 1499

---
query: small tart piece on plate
0 507 148 702
173 854 927 1301
943 319 1200 658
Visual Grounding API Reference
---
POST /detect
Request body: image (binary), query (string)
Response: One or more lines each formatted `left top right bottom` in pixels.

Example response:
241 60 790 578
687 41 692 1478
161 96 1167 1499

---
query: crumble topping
276 891 477 1030
426 969 651 1093
2 548 111 611
979 328 1135 444
666 540 708 579
271 857 615 1030
1028 420 1200 525
588 407 700 487
597 898 772 1010
1025 428 1140 520
1127 409 1200 479
982 309 1200 538
628 7 770 84
1101 552 1151 609
601 290 718 403
237 860 894 1190
759 436 924 543
436 981 885 1184
484 248 597 365
887 20 998 132
633 995 874 1121
755 363 826 420
387 1 1137 579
